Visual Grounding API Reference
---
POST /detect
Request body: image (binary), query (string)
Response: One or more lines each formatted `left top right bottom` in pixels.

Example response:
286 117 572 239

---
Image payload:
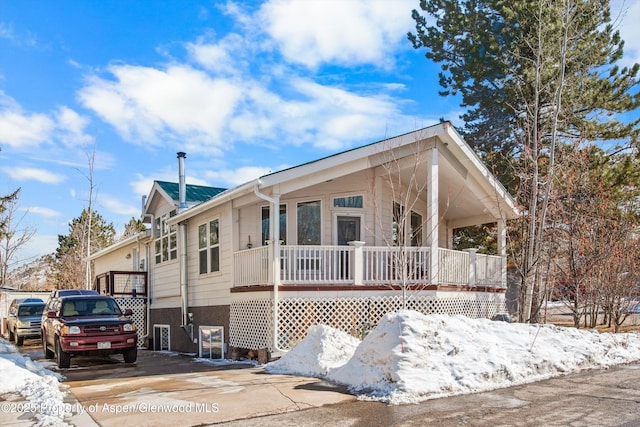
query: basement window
199 326 224 359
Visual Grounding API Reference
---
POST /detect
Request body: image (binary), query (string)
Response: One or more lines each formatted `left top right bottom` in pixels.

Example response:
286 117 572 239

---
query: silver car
6 298 45 346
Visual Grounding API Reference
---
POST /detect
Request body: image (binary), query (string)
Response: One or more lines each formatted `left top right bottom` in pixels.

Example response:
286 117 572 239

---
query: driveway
15 339 640 427
21 341 355 426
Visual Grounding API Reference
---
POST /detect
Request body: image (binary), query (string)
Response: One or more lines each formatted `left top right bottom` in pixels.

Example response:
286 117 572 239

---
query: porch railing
233 244 505 289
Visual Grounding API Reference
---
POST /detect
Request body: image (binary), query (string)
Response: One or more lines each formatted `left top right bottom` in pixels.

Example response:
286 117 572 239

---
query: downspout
177 152 193 340
253 181 285 355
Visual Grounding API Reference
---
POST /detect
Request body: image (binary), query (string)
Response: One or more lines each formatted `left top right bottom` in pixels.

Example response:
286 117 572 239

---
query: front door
336 216 360 279
337 216 360 245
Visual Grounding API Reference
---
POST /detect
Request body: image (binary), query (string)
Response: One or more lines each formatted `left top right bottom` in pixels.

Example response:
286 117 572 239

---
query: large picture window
297 200 321 245
154 210 177 264
199 219 220 274
261 204 287 245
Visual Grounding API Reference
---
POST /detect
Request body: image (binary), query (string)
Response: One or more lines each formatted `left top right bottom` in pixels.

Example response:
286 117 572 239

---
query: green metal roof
155 181 226 203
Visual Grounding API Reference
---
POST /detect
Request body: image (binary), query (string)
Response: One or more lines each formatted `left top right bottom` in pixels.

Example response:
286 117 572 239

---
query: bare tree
368 131 452 308
0 194 36 287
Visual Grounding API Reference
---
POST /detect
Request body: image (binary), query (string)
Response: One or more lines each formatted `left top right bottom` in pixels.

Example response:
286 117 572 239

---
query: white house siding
186 203 234 308
92 241 146 277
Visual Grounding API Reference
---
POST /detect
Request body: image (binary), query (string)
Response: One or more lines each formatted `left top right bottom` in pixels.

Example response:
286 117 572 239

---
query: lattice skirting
230 293 506 352
114 297 147 349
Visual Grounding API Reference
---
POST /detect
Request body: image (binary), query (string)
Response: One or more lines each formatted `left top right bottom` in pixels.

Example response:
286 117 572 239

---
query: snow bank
265 324 360 377
267 310 640 404
0 339 69 426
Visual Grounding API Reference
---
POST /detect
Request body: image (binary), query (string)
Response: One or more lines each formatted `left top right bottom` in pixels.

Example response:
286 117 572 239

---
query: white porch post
464 248 477 287
498 219 507 288
348 241 365 285
427 147 439 284
271 195 281 286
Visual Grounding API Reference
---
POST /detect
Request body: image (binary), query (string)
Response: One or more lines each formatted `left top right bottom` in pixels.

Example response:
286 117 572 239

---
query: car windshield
62 299 122 316
18 305 44 317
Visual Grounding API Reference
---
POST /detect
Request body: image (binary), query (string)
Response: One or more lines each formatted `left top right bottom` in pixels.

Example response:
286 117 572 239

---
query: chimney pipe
177 152 187 211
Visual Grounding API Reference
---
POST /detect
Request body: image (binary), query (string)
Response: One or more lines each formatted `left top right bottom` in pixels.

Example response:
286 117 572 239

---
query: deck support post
426 147 439 285
348 241 365 285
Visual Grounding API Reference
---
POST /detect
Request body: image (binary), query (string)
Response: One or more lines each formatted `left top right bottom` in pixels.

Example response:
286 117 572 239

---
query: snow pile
266 310 640 404
265 324 360 377
0 339 69 426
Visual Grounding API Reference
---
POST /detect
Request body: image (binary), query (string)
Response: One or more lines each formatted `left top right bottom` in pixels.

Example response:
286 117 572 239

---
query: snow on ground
0 338 69 426
265 310 640 405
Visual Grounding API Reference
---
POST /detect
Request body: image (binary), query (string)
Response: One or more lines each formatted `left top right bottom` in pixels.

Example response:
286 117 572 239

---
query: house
89 122 519 360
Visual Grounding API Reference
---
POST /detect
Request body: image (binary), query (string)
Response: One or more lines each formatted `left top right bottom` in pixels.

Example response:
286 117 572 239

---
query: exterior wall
186 203 234 308
236 168 441 249
149 304 230 354
150 196 181 302
92 241 148 277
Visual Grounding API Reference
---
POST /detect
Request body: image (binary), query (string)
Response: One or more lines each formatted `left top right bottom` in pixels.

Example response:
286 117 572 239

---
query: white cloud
186 34 245 75
98 194 141 217
55 106 93 146
613 0 640 66
25 206 61 218
1 166 66 184
78 64 242 153
0 92 93 150
0 92 55 149
259 0 415 69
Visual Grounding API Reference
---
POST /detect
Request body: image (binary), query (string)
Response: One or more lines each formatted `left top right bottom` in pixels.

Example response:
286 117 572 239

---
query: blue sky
1 0 639 267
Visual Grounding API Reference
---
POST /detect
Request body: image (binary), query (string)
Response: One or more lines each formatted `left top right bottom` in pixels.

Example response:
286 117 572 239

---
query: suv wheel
123 347 137 364
16 334 24 346
42 335 54 359
55 338 71 369
8 328 14 342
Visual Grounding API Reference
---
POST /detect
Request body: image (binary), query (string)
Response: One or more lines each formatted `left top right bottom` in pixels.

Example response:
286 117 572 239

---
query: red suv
41 290 137 368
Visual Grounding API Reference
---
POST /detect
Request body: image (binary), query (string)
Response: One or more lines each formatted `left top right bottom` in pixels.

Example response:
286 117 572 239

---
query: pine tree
410 0 640 321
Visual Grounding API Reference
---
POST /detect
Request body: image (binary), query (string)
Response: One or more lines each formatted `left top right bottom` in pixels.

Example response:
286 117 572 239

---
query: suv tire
42 335 54 359
123 347 137 363
8 328 14 342
16 334 24 346
55 338 71 369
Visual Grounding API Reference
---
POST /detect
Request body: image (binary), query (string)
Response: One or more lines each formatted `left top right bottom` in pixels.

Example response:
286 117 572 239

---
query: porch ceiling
398 149 500 227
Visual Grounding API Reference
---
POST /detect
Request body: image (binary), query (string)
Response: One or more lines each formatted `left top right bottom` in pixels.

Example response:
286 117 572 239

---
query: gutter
253 181 286 356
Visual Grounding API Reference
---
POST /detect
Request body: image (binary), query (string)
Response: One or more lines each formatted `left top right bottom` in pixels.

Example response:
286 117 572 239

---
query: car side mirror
123 309 133 316
46 311 57 318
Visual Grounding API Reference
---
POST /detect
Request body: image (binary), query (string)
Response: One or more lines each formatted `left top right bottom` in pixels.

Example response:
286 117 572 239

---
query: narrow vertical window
297 200 321 245
261 205 287 245
199 219 220 274
198 224 207 274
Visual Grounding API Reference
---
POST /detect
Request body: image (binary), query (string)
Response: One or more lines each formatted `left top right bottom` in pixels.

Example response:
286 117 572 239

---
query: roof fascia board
86 231 151 261
441 124 519 218
168 181 257 224
260 124 448 189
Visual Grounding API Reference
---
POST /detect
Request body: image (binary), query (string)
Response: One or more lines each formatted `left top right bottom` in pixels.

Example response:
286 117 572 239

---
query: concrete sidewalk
67 367 355 426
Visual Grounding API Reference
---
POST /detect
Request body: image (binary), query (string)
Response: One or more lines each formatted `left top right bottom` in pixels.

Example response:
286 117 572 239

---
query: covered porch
233 244 505 289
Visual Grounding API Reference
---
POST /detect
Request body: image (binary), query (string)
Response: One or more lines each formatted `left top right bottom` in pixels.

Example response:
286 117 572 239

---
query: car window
18 305 45 316
62 298 122 316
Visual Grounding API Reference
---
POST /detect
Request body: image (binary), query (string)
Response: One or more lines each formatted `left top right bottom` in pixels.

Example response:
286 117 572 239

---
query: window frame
154 210 177 264
296 199 322 245
198 218 220 275
260 203 288 246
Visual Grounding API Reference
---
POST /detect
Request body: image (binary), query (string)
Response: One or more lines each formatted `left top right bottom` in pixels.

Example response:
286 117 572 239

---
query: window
154 210 177 263
297 200 321 245
393 203 423 247
333 195 363 208
199 326 224 359
410 211 423 247
261 204 287 245
199 219 220 274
